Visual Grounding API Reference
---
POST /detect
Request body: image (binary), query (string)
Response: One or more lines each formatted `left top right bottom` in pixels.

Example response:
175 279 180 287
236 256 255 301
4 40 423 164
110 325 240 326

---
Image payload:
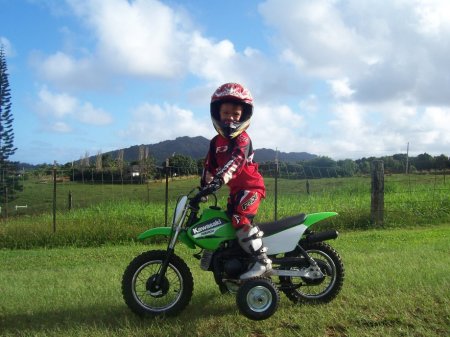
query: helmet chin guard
210 83 253 139
212 119 251 139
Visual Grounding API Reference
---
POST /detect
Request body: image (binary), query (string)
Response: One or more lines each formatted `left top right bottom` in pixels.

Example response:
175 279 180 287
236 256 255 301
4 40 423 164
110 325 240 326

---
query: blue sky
1 0 449 165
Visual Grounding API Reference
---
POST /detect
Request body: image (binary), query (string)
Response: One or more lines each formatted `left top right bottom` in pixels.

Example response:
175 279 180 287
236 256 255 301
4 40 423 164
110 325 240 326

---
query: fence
1 161 449 230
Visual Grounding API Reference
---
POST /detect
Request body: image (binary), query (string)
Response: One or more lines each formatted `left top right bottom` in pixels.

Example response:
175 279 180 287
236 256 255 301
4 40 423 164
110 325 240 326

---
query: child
201 83 272 279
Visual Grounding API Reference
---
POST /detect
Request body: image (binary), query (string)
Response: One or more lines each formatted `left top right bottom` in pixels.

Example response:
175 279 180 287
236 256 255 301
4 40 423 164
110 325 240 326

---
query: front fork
155 208 198 286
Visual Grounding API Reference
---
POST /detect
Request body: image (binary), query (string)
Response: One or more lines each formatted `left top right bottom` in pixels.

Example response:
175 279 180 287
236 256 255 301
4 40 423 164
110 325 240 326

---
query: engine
213 241 248 280
223 258 245 278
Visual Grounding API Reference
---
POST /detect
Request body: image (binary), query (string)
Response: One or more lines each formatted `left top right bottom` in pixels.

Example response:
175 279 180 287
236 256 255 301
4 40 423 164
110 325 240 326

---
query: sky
1 0 449 165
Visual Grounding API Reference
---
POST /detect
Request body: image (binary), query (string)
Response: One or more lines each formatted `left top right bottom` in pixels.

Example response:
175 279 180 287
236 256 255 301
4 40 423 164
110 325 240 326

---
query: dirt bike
122 186 344 320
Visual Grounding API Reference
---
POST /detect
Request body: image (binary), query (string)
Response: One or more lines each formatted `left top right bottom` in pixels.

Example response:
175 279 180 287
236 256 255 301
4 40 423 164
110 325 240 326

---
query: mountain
254 148 317 162
106 136 210 164
99 136 316 164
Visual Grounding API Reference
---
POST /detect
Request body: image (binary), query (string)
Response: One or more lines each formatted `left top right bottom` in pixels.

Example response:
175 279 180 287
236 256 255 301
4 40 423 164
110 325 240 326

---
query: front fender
304 212 338 227
138 227 196 249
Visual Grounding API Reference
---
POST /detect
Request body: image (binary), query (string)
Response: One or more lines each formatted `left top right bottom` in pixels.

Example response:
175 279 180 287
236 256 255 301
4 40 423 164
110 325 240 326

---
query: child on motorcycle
201 82 272 280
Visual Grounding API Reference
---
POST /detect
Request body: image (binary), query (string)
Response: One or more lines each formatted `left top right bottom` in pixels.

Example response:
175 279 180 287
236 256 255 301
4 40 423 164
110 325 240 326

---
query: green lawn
1 224 449 337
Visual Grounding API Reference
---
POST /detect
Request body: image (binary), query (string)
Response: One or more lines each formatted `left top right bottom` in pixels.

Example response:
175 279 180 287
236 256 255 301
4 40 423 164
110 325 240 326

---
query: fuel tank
187 207 236 250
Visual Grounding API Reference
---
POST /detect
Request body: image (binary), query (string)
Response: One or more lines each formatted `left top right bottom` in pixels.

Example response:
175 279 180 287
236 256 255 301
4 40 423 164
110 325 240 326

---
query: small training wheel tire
236 277 279 320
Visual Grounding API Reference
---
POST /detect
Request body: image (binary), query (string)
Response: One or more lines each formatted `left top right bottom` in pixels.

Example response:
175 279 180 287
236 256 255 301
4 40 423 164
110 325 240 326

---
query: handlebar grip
190 187 210 206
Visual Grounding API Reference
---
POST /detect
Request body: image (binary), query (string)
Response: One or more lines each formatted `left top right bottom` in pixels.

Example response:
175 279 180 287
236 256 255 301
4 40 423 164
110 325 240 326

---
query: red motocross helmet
210 83 253 139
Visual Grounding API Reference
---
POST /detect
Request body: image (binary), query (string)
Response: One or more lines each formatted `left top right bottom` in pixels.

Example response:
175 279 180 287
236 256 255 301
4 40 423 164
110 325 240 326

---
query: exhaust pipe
302 230 339 244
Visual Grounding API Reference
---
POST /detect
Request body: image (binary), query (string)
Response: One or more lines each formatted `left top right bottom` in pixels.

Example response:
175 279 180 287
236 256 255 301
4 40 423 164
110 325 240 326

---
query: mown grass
0 225 449 337
1 175 449 249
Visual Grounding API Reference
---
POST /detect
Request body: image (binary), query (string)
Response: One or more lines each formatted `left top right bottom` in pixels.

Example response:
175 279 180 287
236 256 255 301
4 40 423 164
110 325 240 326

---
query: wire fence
383 171 449 224
1 161 449 228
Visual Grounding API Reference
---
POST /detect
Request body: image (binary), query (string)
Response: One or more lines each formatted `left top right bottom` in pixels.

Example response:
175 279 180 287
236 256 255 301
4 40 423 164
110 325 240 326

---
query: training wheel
236 277 280 320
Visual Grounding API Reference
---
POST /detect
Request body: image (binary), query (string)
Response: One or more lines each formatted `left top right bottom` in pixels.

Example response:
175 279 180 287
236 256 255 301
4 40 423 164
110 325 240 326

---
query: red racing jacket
201 132 266 197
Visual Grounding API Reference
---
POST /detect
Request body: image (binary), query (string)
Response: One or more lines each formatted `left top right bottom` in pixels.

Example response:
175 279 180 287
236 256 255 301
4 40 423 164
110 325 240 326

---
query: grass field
0 175 450 248
0 224 449 337
1 174 449 249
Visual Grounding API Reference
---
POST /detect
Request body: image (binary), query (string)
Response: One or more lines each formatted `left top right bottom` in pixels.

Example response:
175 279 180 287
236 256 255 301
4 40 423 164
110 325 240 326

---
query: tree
337 159 357 177
434 154 450 170
0 45 19 214
116 149 125 183
0 45 16 165
412 153 434 171
169 154 197 176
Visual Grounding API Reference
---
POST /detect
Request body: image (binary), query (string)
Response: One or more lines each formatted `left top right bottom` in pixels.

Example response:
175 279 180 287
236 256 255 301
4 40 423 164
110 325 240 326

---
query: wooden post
68 191 73 210
53 162 57 233
274 152 279 221
165 158 169 227
4 186 8 220
371 160 384 226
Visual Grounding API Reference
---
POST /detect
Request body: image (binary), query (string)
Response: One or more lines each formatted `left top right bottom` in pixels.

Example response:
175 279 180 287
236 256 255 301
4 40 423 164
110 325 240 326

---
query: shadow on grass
0 292 238 334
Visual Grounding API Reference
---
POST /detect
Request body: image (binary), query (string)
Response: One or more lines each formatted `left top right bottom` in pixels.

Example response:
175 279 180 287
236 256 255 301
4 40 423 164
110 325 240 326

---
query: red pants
227 190 262 229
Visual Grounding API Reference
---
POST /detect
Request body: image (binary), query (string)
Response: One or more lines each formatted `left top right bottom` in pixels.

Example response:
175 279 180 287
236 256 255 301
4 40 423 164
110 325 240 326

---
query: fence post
371 160 384 226
4 186 8 220
274 152 279 221
164 158 170 227
52 162 57 233
68 191 73 210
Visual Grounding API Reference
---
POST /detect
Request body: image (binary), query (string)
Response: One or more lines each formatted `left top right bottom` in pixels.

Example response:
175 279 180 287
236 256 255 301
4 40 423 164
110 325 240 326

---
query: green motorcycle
122 187 344 320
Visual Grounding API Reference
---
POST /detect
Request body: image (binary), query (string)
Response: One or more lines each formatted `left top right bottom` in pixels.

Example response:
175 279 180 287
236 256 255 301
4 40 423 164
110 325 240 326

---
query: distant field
0 174 448 249
0 225 448 337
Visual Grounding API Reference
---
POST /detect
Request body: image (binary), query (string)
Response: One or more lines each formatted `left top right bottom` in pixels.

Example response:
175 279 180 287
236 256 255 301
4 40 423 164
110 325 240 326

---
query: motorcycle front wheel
122 250 193 317
279 242 344 304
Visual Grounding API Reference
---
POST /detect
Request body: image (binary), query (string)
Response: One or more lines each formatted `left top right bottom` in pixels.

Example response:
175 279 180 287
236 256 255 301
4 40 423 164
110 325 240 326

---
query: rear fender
304 212 338 228
138 227 196 249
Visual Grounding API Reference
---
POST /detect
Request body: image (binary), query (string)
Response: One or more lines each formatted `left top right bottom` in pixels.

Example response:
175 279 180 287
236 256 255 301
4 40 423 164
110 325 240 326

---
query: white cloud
328 78 355 99
259 0 450 105
62 0 265 86
35 0 287 95
414 0 450 36
49 121 72 133
419 107 450 143
299 95 319 114
38 52 91 82
253 0 450 158
251 104 305 150
31 50 108 90
308 101 450 158
36 86 113 130
67 0 190 77
77 102 113 125
19 0 450 162
187 33 237 83
259 0 371 78
38 86 78 118
120 102 212 143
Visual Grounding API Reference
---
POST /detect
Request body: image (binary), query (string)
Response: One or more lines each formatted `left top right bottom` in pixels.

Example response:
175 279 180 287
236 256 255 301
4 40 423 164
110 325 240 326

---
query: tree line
261 153 450 179
17 151 449 185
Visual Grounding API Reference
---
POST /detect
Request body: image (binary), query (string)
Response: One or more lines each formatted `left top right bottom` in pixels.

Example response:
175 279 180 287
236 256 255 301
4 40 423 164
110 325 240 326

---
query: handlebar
189 184 220 207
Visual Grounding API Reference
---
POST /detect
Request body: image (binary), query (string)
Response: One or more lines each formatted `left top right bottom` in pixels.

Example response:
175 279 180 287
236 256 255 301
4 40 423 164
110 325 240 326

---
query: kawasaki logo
192 219 224 235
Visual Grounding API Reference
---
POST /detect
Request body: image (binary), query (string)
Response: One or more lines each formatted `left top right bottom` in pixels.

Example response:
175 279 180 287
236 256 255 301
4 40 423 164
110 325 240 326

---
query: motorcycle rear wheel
122 250 193 317
280 242 344 304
